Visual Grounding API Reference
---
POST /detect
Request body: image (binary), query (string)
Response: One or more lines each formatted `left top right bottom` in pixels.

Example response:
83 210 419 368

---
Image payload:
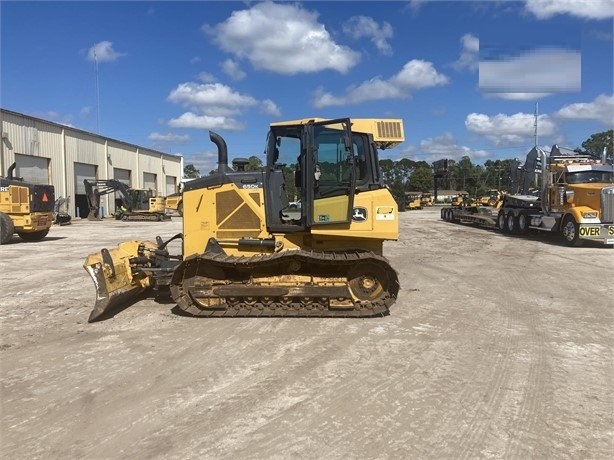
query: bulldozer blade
84 240 156 322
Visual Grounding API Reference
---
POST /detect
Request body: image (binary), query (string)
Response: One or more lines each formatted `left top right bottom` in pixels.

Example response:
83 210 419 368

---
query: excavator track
169 249 399 317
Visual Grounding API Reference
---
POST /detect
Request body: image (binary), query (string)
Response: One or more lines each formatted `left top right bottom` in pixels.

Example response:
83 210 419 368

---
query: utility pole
95 48 100 134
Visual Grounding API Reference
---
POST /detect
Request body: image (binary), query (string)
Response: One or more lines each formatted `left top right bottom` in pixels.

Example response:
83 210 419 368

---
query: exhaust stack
210 131 231 174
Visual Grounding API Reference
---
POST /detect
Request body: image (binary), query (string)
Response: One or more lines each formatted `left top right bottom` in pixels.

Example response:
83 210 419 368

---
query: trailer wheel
0 212 15 244
497 211 507 233
561 215 583 247
506 213 518 234
441 208 446 220
518 214 529 234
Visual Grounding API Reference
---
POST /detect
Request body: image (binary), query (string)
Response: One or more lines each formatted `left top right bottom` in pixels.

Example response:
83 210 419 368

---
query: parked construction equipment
84 179 170 222
0 163 54 244
405 193 422 210
420 192 434 207
84 117 404 322
440 145 614 246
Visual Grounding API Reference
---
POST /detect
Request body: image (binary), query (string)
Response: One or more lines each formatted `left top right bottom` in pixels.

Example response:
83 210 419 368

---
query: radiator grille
376 120 403 140
602 186 614 223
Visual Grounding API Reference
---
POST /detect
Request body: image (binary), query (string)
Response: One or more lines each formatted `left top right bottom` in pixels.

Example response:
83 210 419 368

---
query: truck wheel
497 211 507 233
0 212 15 244
17 229 49 242
561 215 583 247
506 213 518 234
518 214 529 234
177 202 183 217
441 208 446 220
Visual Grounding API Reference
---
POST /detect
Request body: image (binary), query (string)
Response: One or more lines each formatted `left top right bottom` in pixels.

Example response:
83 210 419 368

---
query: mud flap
84 240 157 322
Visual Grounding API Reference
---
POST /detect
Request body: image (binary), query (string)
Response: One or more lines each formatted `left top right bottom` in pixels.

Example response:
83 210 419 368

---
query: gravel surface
1 208 612 458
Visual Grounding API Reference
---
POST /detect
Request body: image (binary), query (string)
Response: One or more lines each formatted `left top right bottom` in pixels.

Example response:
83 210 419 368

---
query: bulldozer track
169 249 399 318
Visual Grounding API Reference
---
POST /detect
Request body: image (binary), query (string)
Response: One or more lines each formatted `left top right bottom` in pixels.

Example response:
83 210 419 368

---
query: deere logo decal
352 207 367 222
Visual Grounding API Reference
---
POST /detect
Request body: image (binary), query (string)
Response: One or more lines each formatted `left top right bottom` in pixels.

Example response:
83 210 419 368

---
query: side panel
310 188 398 241
182 184 267 258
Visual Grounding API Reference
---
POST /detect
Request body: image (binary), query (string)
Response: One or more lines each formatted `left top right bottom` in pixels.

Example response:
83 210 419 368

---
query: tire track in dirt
451 237 530 458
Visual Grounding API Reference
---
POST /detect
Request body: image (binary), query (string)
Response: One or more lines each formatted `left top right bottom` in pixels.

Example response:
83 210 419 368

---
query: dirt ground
1 207 612 459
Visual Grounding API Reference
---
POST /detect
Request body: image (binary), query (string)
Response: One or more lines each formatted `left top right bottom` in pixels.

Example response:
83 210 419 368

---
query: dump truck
440 145 614 246
84 179 170 222
84 117 405 321
0 163 54 244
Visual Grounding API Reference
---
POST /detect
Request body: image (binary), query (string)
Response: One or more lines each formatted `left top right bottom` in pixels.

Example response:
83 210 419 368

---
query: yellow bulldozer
84 117 404 322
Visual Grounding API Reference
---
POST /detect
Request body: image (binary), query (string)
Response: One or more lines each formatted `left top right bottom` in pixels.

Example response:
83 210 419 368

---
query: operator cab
265 118 384 233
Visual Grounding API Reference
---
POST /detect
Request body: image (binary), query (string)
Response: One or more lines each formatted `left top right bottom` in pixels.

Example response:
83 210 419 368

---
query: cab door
304 118 356 227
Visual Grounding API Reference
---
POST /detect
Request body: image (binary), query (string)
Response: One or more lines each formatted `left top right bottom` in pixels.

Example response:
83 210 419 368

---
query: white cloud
555 94 614 125
79 106 92 118
168 112 244 131
465 112 557 146
36 111 74 127
87 41 126 62
419 132 490 162
168 82 258 114
182 149 221 176
148 132 191 143
198 72 216 83
313 59 448 107
343 16 393 55
221 59 246 81
261 99 281 117
204 1 360 75
525 0 614 19
479 48 581 93
452 33 479 72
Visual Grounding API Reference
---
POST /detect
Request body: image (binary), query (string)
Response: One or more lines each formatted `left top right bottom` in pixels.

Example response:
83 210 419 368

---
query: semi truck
440 145 614 247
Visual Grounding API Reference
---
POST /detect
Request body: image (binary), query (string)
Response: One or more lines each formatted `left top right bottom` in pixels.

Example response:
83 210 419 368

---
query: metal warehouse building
0 108 183 218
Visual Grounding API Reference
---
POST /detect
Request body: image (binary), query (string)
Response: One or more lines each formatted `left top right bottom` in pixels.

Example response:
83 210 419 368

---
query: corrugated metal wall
1 109 182 217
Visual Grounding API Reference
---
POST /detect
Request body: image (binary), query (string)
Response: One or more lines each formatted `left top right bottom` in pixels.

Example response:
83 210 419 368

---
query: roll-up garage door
114 168 131 186
14 153 50 184
74 163 97 194
143 172 157 194
166 176 177 196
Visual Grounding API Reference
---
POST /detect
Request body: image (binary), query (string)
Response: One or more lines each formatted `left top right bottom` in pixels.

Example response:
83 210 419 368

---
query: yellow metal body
0 184 52 233
148 196 166 213
405 193 422 210
420 193 433 207
182 184 398 258
164 194 182 213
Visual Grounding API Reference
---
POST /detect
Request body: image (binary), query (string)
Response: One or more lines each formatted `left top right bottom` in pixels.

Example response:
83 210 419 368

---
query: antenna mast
533 102 538 148
95 49 100 134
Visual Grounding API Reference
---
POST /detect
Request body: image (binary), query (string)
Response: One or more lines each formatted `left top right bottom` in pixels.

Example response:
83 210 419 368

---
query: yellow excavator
84 118 404 322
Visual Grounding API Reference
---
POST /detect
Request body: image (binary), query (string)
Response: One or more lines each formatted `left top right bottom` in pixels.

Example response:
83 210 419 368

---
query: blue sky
2 1 613 174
